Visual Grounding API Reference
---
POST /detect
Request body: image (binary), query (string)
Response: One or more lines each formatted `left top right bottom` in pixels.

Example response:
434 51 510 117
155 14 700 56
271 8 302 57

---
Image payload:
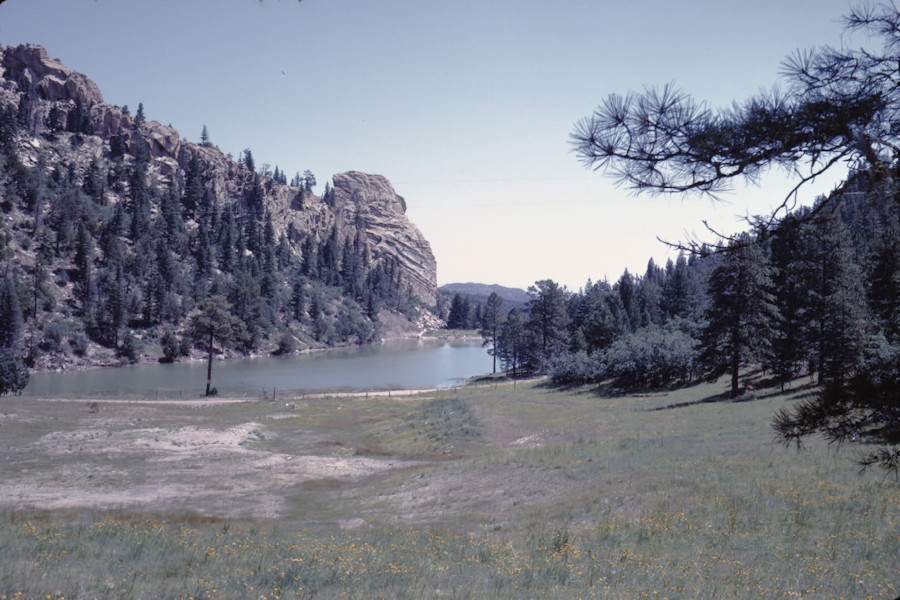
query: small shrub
118 331 142 363
273 332 296 355
41 322 65 353
160 329 181 363
69 332 89 356
0 351 29 396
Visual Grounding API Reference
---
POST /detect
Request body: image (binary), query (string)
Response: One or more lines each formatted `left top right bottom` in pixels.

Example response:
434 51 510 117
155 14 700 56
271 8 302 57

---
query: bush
273 332 296 355
0 351 29 395
603 325 698 389
160 329 181 363
41 322 65 353
118 331 142 363
547 351 603 386
69 332 89 356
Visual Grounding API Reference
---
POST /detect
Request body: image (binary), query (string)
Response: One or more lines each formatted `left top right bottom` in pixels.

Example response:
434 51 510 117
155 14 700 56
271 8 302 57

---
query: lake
22 338 493 399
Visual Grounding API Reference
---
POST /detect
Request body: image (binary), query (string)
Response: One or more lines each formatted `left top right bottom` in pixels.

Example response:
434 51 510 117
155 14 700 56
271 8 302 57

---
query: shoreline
19 376 540 405
26 329 480 375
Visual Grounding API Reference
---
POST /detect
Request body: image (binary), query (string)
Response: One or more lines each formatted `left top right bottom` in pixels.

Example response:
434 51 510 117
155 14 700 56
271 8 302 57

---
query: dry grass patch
0 379 898 598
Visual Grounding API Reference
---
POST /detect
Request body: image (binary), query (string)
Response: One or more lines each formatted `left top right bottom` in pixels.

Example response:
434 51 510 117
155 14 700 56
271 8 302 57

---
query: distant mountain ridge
439 283 530 306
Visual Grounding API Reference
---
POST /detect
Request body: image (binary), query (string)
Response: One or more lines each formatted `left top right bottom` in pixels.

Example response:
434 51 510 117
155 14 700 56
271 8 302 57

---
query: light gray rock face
0 43 439 309
332 171 438 306
1 44 103 106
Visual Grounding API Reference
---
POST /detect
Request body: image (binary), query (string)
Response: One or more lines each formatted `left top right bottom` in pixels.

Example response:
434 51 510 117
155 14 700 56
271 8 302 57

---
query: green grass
0 379 898 599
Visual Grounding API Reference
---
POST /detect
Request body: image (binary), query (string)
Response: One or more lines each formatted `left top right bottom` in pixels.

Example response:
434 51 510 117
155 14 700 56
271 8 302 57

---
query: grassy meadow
0 377 897 599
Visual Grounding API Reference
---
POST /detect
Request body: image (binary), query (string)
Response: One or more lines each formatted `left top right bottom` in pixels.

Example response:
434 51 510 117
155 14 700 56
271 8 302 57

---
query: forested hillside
438 283 529 330
0 44 437 387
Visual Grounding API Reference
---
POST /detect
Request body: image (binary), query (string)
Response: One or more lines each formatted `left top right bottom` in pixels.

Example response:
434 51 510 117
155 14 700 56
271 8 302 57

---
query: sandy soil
0 399 411 521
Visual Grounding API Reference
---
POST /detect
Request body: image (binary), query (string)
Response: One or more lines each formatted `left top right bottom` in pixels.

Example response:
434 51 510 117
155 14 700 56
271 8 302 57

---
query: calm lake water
23 339 493 398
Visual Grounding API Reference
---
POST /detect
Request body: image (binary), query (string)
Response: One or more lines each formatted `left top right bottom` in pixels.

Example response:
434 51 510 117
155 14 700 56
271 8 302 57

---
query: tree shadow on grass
650 378 820 411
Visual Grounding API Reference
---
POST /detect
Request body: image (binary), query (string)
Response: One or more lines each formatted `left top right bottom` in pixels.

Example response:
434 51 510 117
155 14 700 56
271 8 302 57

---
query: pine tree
868 222 900 343
134 102 145 127
188 295 247 396
290 274 306 322
662 254 702 321
615 270 640 333
242 148 255 173
769 213 810 388
700 235 777 397
525 279 570 370
480 292 504 374
73 222 94 313
446 293 470 330
219 205 238 273
183 154 205 215
0 350 29 396
0 270 24 352
497 307 529 377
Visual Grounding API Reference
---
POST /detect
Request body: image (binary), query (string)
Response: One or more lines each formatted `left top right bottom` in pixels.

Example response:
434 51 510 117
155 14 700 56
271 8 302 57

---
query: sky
0 0 858 290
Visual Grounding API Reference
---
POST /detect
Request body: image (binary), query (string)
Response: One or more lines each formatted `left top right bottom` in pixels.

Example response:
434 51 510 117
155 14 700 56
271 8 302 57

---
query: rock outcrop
332 171 437 306
1 44 103 106
0 43 438 309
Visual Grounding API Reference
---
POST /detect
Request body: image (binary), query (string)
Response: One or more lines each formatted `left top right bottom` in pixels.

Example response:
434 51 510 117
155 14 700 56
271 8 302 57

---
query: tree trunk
731 344 740 398
205 330 213 396
492 331 497 374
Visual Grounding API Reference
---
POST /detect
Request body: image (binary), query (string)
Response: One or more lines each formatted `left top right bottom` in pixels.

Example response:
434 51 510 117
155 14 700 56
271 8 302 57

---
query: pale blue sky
1 0 854 289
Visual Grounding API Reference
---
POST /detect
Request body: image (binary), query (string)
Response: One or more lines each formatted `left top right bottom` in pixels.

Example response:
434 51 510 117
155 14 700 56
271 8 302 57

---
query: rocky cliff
0 43 437 306
0 43 440 369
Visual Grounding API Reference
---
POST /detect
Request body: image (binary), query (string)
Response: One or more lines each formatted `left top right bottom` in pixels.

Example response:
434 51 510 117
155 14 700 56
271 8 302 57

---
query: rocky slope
0 43 437 306
0 43 441 370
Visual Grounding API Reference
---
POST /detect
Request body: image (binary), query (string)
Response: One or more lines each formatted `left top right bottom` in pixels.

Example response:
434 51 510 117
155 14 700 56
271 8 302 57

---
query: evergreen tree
219 205 238 273
613 270 644 333
242 148 255 173
867 222 900 343
0 349 29 396
82 157 105 204
227 269 263 350
290 273 306 322
127 159 151 243
446 293 471 330
134 102 145 127
183 154 205 215
797 215 870 389
188 295 247 396
496 307 529 377
525 279 570 370
570 279 623 353
302 170 316 191
662 254 702 321
95 262 128 347
700 235 777 397
480 292 504 374
769 213 810 388
0 270 24 352
73 222 95 313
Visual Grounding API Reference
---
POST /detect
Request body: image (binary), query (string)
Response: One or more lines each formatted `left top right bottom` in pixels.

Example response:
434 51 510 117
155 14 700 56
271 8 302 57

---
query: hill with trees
437 283 528 331
0 43 438 389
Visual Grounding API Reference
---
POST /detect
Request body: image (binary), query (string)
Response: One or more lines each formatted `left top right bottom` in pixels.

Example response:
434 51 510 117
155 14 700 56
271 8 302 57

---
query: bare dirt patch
0 397 410 521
